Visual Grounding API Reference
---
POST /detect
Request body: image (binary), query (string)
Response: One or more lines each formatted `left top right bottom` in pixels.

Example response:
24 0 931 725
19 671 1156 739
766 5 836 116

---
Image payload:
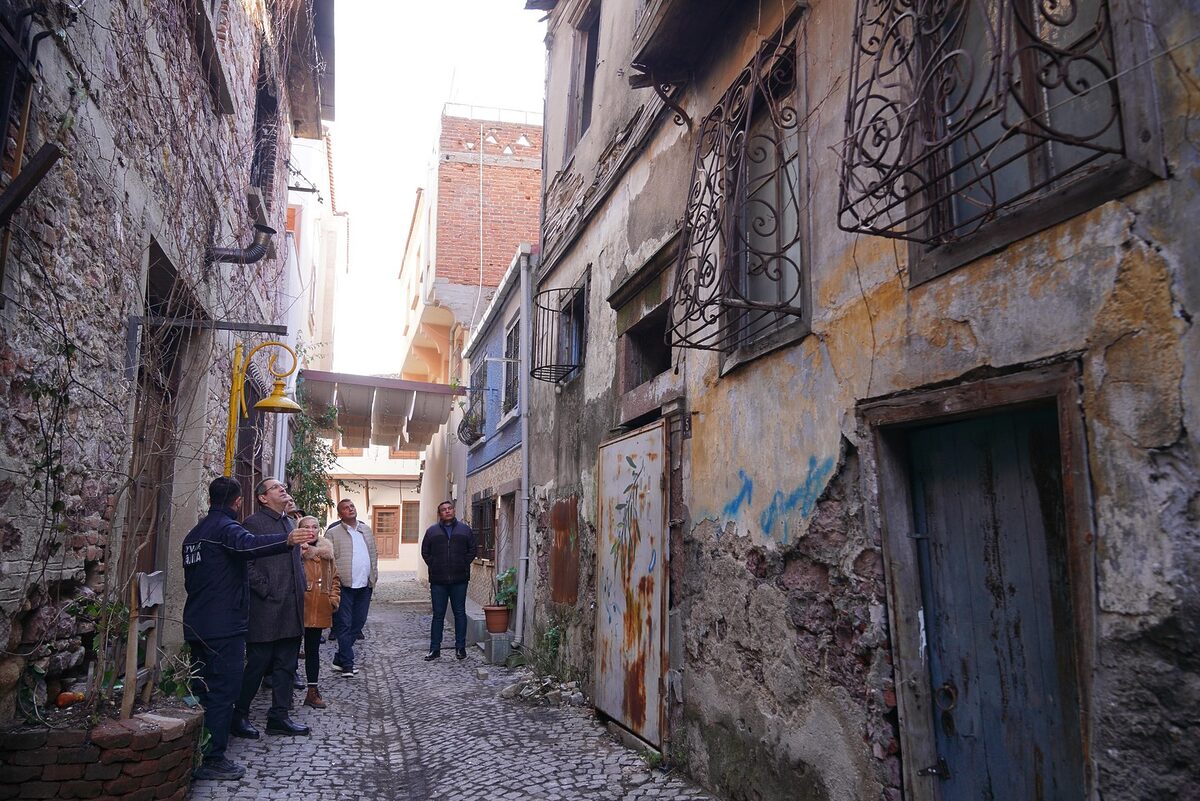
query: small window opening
623 303 671 391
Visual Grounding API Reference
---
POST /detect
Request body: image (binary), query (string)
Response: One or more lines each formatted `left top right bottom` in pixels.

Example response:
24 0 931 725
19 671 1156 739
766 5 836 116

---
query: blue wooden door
908 406 1085 800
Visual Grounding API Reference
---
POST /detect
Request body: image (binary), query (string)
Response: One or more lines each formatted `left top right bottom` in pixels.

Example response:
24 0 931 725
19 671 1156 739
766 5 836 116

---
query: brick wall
0 708 203 800
435 115 542 288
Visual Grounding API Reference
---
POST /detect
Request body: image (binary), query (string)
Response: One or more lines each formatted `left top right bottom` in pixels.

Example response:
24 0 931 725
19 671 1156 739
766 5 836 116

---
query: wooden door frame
372 504 400 559
859 362 1097 801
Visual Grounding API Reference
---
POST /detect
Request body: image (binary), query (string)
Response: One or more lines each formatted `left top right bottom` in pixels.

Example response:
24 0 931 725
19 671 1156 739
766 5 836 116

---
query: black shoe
265 717 311 736
194 756 246 781
424 650 441 661
230 714 259 740
293 675 306 689
456 648 467 660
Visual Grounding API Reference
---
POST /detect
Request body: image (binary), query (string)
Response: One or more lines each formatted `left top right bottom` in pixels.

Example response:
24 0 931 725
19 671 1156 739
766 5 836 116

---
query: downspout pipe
210 223 276 265
513 243 533 646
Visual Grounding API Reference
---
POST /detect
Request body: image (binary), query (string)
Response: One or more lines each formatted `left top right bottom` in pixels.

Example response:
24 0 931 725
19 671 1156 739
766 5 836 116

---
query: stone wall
0 707 203 800
0 0 314 719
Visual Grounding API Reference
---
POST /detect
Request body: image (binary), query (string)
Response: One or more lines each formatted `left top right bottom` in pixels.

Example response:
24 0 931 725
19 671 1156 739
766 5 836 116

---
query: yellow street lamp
224 340 302 476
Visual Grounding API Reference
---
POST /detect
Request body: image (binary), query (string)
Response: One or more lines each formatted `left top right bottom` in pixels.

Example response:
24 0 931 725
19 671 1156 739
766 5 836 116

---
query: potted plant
483 567 517 634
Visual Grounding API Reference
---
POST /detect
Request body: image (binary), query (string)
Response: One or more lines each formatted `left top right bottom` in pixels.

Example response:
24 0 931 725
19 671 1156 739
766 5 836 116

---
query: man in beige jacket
324 499 378 676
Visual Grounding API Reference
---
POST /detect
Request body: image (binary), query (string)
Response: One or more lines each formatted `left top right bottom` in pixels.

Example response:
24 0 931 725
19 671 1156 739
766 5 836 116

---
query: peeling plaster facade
525 1 1199 799
0 0 329 719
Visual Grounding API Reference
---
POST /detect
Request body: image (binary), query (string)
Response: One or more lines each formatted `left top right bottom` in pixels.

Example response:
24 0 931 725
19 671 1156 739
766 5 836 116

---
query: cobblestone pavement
189 602 718 801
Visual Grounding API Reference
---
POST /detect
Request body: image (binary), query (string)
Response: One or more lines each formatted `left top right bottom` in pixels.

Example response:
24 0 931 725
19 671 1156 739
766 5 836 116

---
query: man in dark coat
421 500 476 660
183 477 308 781
231 477 310 737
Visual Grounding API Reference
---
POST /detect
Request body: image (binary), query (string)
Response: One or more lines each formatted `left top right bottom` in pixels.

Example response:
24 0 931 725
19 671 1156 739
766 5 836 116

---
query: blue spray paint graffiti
759 456 836 541
722 470 753 517
721 456 836 543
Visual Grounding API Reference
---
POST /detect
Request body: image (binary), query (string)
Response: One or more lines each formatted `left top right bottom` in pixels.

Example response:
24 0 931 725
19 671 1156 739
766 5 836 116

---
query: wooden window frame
502 316 520 416
565 1 601 154
401 500 421 545
471 495 497 562
839 0 1166 286
859 362 1097 801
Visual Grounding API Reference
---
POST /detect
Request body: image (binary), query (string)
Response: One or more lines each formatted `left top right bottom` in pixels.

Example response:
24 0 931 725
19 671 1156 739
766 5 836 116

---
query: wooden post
140 606 158 706
120 580 139 720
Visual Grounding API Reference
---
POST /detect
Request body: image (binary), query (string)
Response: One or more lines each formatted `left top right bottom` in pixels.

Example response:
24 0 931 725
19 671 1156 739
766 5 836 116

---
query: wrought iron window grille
502 322 520 414
532 282 588 383
666 15 807 353
458 364 487 446
839 0 1125 247
471 495 497 561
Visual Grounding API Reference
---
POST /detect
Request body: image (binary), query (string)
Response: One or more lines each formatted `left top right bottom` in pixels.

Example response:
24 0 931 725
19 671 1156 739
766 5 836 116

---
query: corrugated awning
298 370 461 450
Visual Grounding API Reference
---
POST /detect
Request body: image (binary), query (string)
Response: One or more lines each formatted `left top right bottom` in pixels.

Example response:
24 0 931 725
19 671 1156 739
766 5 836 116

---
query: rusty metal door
908 406 1085 799
595 420 667 747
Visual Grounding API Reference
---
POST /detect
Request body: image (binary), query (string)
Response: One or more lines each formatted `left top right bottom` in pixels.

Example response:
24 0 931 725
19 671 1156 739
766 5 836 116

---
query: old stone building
521 1 1199 799
0 0 332 719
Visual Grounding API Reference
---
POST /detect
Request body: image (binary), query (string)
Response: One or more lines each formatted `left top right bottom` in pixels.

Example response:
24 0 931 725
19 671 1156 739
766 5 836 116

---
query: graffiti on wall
720 456 835 543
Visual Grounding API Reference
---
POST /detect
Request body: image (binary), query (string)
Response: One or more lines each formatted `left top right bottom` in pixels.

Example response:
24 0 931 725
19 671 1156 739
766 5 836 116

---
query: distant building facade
395 104 542 581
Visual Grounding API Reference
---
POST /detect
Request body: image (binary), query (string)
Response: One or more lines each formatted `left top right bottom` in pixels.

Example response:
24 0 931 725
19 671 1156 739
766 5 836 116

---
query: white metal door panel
594 420 667 747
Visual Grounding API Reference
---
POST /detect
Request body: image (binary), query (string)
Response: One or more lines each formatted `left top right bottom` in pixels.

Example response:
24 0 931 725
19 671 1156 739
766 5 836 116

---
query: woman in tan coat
298 516 341 708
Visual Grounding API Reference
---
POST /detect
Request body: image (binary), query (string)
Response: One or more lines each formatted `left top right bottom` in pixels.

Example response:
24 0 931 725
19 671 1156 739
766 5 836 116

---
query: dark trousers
303 627 323 685
236 636 301 721
332 586 372 670
429 581 468 651
187 636 245 761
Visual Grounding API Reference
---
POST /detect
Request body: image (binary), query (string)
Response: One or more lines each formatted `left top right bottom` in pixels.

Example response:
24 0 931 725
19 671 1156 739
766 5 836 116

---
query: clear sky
329 1 547 374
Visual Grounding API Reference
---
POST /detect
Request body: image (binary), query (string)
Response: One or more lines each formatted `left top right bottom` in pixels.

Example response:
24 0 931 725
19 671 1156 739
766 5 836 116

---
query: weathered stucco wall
0 0 306 718
531 0 1198 799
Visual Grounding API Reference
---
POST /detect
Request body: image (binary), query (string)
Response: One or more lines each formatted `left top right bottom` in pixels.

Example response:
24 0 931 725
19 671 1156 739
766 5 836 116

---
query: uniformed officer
182 477 309 781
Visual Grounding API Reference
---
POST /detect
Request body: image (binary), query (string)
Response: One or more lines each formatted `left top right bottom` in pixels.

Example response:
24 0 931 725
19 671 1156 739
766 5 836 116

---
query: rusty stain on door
550 496 580 604
595 420 667 747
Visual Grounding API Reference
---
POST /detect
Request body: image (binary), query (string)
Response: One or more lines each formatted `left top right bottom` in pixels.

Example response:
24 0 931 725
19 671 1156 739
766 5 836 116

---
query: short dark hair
255 477 282 500
337 498 353 510
438 500 454 510
209 477 241 509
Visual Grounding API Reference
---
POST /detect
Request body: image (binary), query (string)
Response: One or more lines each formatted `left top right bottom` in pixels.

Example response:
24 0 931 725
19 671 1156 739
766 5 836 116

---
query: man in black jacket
232 477 311 737
183 477 308 781
421 500 476 660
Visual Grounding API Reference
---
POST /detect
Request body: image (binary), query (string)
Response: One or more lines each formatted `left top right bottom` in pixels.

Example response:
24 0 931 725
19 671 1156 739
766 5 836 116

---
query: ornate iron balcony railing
838 0 1123 246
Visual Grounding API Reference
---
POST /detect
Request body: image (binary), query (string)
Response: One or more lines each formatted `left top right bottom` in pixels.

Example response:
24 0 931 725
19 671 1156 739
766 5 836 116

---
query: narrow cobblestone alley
189 599 717 801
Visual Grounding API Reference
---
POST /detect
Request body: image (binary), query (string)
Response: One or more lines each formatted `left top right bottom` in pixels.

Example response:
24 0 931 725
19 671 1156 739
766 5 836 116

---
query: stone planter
0 706 204 800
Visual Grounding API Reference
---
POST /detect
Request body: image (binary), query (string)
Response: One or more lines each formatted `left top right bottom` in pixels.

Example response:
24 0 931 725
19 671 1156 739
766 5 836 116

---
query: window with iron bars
502 319 519 415
250 62 279 206
532 279 588 383
666 12 808 355
839 0 1164 281
471 496 496 561
458 361 486 446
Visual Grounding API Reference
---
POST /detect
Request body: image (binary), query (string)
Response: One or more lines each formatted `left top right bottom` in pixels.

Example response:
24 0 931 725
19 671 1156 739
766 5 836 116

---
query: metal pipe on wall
513 243 533 646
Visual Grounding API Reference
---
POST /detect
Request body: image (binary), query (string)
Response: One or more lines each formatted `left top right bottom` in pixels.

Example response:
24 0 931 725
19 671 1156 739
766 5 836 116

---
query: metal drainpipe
210 223 276 264
513 243 533 646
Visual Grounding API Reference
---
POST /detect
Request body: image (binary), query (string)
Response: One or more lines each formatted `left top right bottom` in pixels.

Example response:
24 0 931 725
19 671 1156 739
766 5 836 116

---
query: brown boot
303 686 326 709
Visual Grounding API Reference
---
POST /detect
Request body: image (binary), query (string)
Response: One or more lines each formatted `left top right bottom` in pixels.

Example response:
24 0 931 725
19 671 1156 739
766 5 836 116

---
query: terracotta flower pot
483 605 510 634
